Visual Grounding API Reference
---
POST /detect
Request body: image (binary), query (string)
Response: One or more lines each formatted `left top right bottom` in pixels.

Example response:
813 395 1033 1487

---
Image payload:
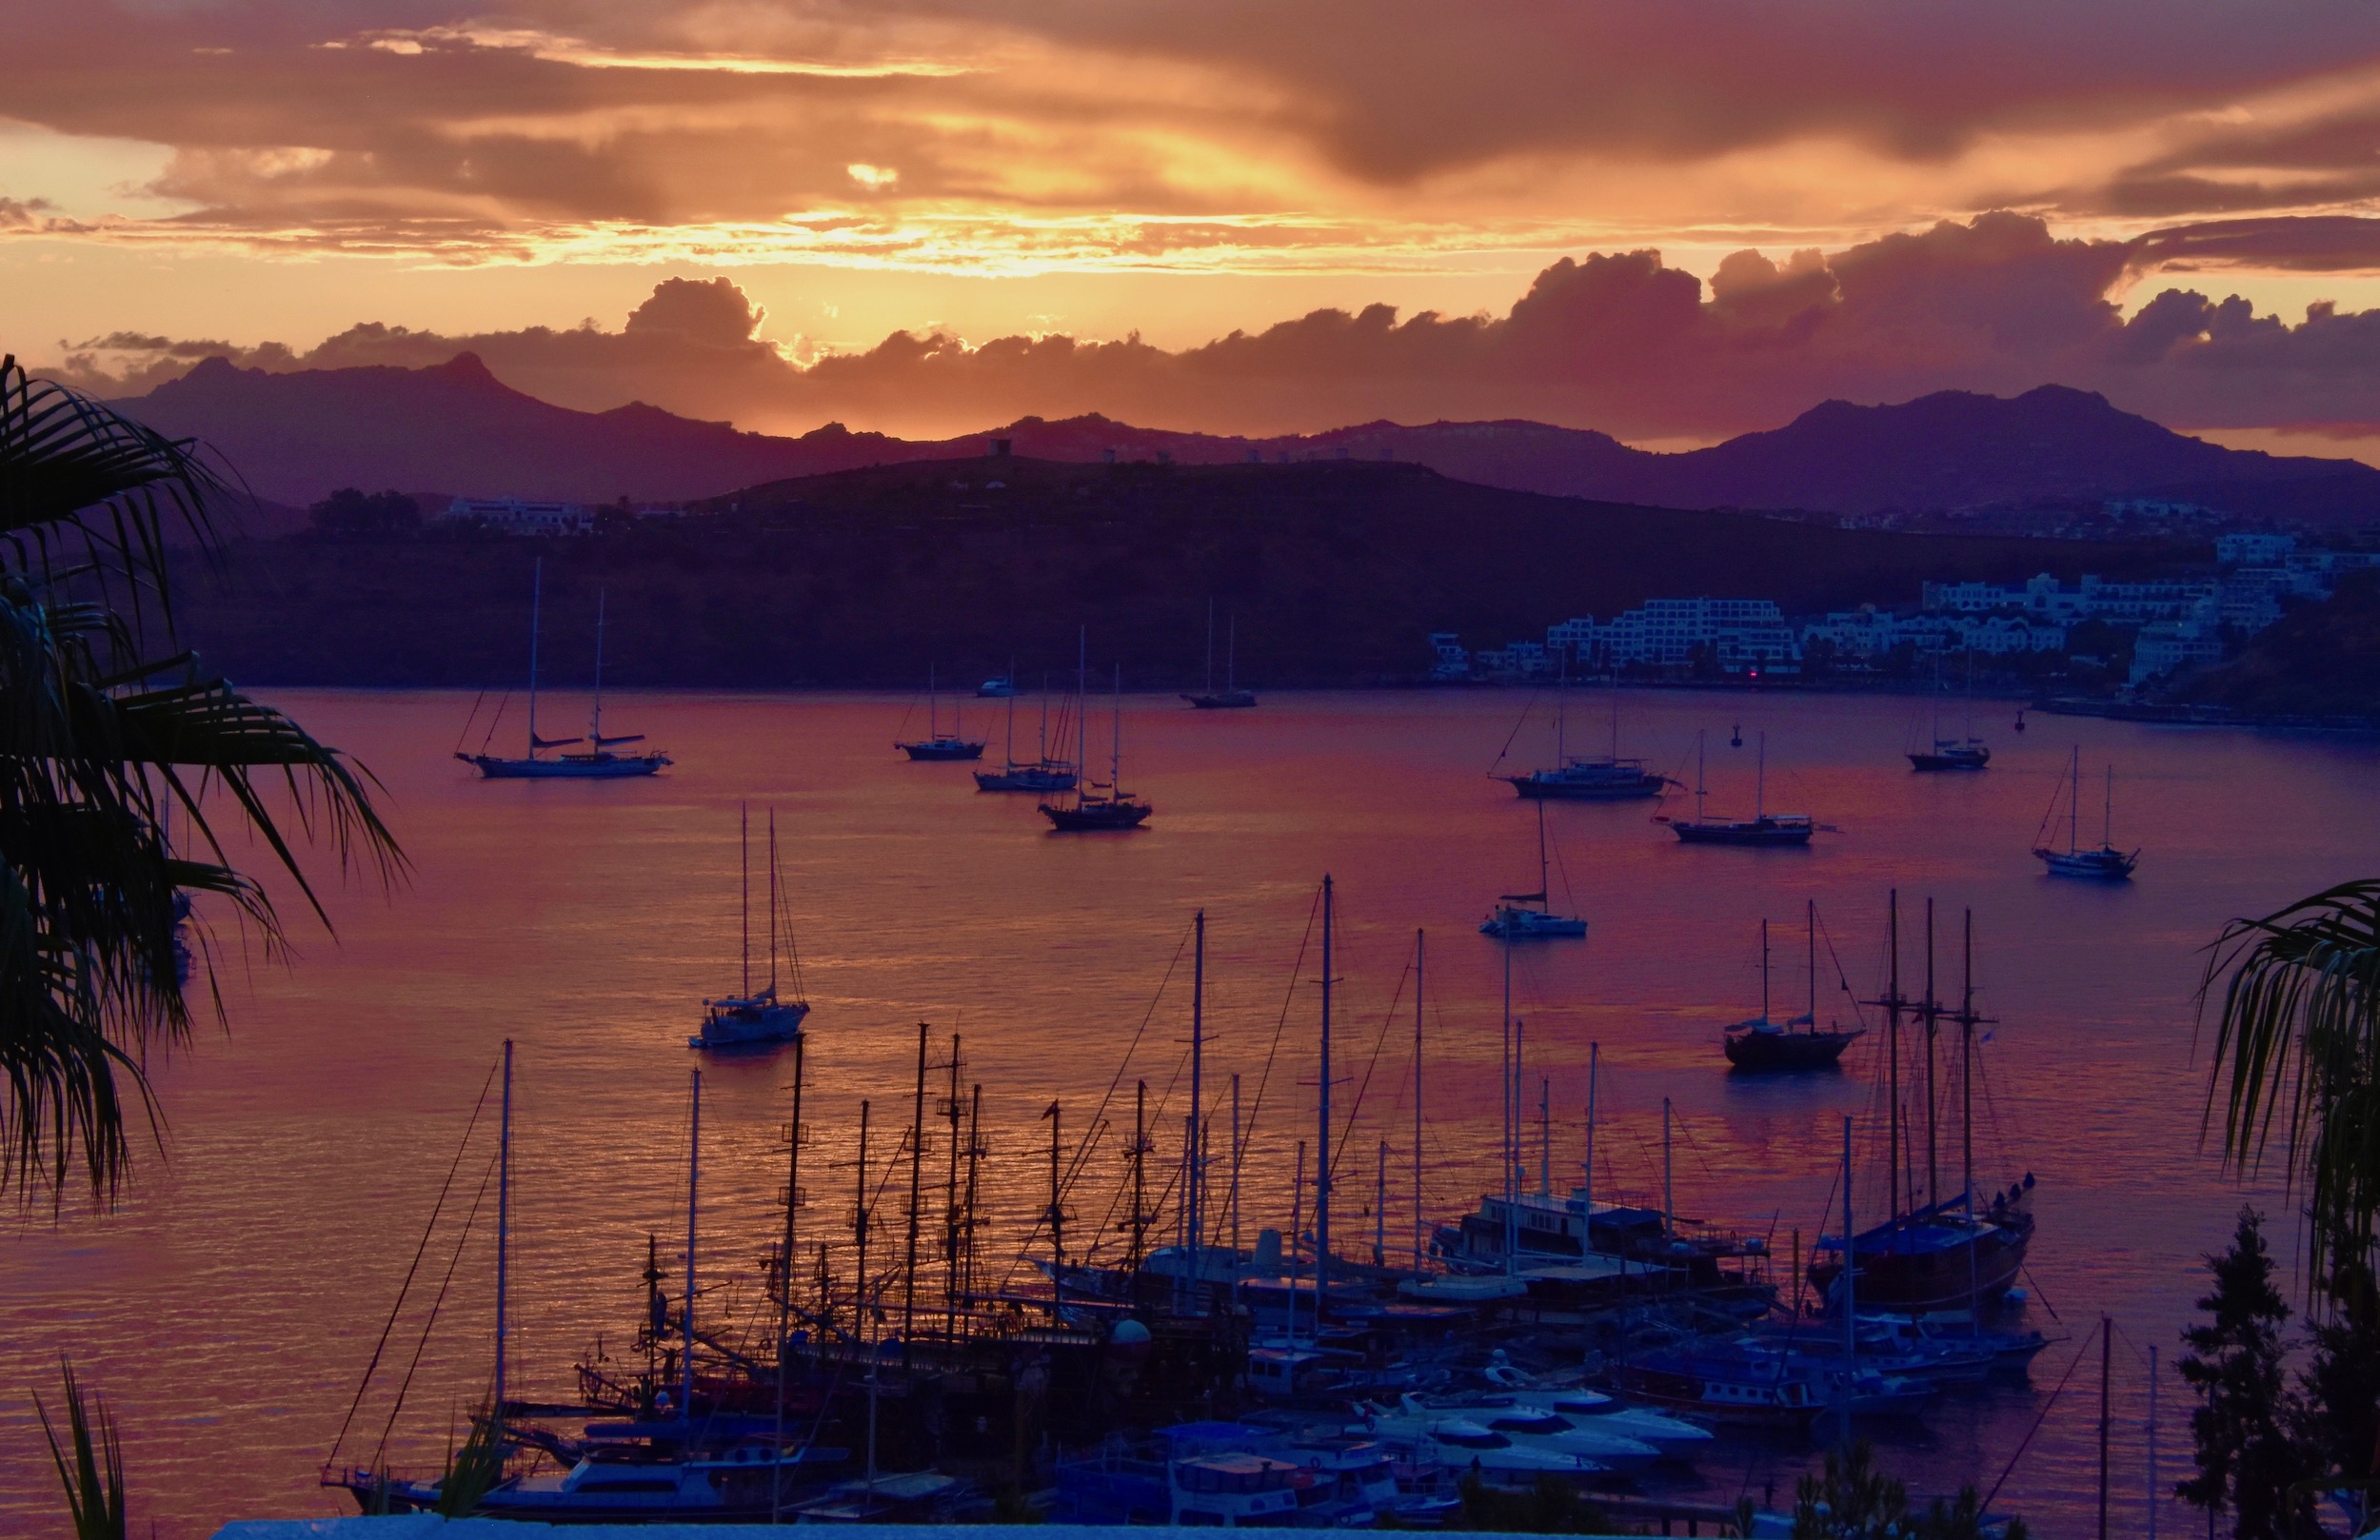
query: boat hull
974 766 1078 793
2034 846 2136 880
1724 1027 1862 1071
1908 749 1990 772
1505 774 1666 800
457 752 669 780
1810 1211 2035 1315
1671 819 1813 846
1182 691 1258 709
1041 800 1153 831
690 999 810 1051
898 740 985 761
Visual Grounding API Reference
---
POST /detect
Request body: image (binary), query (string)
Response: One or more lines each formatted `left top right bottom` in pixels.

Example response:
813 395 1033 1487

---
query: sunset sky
11 2 2380 449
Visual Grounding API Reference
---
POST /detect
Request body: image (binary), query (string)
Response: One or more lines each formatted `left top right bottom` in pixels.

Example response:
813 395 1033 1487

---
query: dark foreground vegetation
179 457 2190 689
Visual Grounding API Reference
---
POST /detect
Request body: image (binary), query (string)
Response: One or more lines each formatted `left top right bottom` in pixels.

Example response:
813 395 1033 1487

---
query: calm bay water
2 685 2370 1537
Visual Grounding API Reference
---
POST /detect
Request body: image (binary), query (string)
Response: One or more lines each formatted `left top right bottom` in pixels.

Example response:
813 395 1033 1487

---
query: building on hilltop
442 497 595 536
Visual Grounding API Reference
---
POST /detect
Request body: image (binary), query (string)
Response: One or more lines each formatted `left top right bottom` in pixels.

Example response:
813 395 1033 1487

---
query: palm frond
33 1356 129 1540
2200 879 2380 1289
0 355 226 632
0 354 403 1205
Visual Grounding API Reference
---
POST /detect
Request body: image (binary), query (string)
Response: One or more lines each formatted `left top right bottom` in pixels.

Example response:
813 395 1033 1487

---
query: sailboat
1479 801 1587 938
1661 731 1820 845
2032 747 2137 879
1809 898 2037 1314
1724 904 1865 1071
690 807 810 1051
1500 663 1668 800
895 665 986 760
1907 654 1990 771
1182 602 1258 709
975 666 1080 792
458 567 671 779
1042 650 1153 830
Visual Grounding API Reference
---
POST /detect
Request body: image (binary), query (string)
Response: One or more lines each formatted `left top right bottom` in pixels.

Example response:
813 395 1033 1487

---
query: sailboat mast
1226 615 1237 691
1841 1116 1856 1354
1755 730 1767 819
1583 1044 1597 1230
2104 764 2115 849
525 560 543 758
1662 1096 1675 1237
773 1033 805 1520
767 812 780 995
494 1038 513 1435
1189 910 1204 1273
1536 800 1550 907
1759 918 1770 1022
589 588 605 746
1110 663 1122 790
1538 1077 1551 1196
1499 938 1514 1274
1204 599 1216 693
1317 876 1334 1307
683 1068 701 1418
740 804 750 997
1887 890 1902 1221
2070 747 2081 854
1004 660 1017 768
1925 898 1939 1212
1076 629 1089 804
1962 908 1979 1329
1556 653 1568 764
1806 899 1817 1031
1696 730 1708 822
1413 929 1424 1272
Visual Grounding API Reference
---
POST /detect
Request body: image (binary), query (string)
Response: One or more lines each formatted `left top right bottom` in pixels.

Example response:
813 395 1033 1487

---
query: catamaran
2032 746 2137 879
1723 903 1865 1071
1660 730 1820 845
975 666 1080 793
457 564 670 779
895 665 986 760
1042 651 1153 830
1498 662 1668 800
1181 602 1257 709
690 807 810 1051
1479 801 1586 938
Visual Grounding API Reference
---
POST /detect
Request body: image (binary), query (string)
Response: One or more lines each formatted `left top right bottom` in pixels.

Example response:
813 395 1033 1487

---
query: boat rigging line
324 1059 500 1481
368 1148 500 1473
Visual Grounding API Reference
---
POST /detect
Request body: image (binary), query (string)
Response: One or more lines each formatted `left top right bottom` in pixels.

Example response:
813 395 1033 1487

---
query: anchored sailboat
895 665 987 760
1480 801 1586 938
975 666 1079 793
1498 662 1668 800
1810 897 2037 1314
457 565 670 779
1723 903 1865 1071
1660 730 1822 845
690 806 810 1051
1182 602 1258 709
2032 747 2137 879
1042 644 1152 830
1907 654 1990 771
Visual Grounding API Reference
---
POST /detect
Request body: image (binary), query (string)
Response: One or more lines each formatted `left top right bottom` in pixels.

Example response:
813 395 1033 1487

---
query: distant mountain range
116 354 2380 529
